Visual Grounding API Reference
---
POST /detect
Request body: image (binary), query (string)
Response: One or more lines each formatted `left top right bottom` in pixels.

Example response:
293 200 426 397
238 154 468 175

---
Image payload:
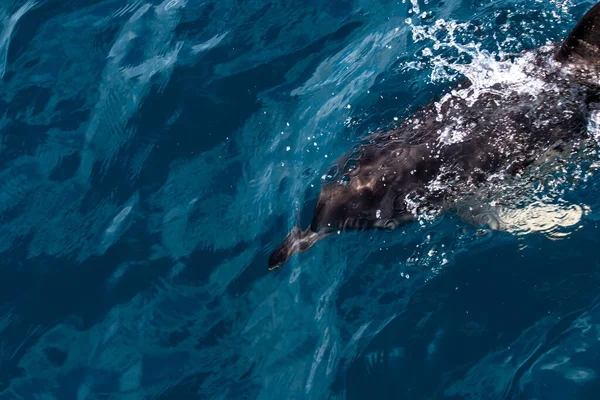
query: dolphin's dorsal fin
556 2 600 62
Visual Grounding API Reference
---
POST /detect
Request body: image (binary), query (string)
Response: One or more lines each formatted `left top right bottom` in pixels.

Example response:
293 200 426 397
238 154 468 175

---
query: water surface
2 0 600 398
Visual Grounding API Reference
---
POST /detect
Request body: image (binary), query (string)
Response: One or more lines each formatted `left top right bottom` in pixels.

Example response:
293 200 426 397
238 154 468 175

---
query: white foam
409 0 420 15
588 108 600 144
400 18 562 147
437 125 466 145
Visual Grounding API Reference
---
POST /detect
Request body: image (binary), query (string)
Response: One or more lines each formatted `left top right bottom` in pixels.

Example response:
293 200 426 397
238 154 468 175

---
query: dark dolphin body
268 2 600 270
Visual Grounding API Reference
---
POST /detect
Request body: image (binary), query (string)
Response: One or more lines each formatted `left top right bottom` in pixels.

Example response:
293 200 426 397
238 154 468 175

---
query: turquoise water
2 0 600 398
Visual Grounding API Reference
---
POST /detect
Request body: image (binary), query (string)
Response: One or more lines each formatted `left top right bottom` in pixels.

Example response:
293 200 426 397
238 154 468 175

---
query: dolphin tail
268 226 331 270
556 2 600 62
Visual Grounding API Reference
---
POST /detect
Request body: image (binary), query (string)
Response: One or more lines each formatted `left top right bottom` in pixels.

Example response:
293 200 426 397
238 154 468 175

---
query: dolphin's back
267 1 600 270
556 1 600 62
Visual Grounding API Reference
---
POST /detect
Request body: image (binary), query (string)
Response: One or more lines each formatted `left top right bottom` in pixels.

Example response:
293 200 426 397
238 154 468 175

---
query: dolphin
268 2 600 270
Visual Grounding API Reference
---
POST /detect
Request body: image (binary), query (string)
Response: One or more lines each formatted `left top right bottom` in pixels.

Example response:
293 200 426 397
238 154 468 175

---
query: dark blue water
2 0 600 398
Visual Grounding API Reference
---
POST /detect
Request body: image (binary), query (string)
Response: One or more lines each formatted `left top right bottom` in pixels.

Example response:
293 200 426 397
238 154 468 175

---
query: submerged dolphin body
269 2 600 270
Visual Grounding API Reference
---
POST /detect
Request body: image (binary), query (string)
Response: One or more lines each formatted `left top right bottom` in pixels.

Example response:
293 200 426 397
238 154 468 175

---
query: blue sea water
3 0 600 398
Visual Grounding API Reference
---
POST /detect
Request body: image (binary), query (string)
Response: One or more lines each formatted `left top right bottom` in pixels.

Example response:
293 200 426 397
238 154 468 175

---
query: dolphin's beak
268 226 302 270
268 226 331 269
267 255 283 270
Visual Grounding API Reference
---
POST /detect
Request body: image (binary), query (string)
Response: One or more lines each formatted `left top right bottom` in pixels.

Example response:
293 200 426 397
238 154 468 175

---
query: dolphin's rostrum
269 2 600 270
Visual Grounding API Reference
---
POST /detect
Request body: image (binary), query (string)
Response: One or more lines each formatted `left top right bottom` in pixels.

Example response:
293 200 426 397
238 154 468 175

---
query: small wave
192 32 229 54
0 1 36 81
